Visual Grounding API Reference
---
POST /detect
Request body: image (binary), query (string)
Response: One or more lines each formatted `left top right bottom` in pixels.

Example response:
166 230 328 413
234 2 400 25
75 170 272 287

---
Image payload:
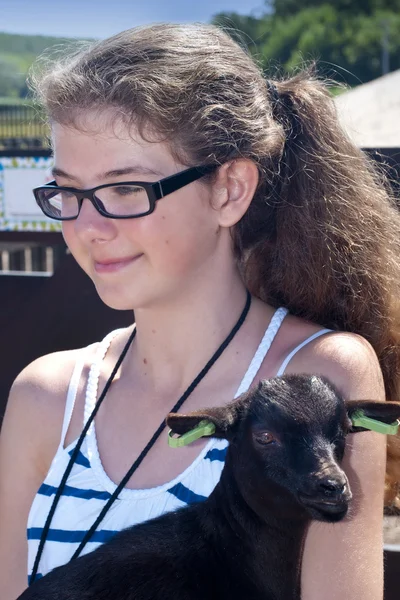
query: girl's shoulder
6 343 99 478
274 312 383 399
11 343 98 407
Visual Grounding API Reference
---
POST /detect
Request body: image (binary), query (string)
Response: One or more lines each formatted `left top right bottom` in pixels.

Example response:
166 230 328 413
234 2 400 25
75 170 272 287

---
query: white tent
334 69 400 148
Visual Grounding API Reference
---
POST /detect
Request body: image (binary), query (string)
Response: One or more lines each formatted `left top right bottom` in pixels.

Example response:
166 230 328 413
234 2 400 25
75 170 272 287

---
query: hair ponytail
241 71 400 398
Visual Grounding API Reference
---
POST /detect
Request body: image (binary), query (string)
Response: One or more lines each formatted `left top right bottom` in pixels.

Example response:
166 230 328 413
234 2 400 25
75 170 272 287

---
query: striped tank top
27 308 331 582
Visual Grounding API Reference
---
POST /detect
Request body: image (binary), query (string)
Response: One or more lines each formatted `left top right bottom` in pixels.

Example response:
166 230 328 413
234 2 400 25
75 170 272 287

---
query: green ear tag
351 411 400 435
168 420 216 448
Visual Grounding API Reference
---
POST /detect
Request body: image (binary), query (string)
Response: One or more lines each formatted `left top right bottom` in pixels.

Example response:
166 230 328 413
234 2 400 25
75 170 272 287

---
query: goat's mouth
298 493 350 522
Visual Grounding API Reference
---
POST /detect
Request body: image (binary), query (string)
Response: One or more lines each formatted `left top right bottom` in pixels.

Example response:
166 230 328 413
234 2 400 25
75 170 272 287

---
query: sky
0 0 266 39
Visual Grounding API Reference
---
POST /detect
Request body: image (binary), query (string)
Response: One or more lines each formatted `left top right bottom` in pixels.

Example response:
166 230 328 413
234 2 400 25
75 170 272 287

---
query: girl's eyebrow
51 165 164 181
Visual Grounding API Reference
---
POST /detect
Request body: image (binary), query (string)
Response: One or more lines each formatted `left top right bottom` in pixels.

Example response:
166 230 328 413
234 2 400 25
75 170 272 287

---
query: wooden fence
0 104 49 150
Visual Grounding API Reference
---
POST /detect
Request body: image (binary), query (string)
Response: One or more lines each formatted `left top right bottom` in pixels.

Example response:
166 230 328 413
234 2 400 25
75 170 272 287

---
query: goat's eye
254 432 275 445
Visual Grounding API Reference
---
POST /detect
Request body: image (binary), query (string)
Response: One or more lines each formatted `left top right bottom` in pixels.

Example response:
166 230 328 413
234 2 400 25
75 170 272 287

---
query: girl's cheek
61 223 88 268
61 222 74 250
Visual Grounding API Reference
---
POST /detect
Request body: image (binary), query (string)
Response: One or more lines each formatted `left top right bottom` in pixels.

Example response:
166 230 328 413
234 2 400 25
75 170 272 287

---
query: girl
1 23 399 600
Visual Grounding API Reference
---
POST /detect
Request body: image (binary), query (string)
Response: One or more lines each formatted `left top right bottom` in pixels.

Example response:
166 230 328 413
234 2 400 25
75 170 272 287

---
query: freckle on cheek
143 358 147 365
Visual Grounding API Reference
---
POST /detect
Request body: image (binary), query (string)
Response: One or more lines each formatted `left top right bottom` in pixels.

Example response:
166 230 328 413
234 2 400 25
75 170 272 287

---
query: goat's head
167 374 400 524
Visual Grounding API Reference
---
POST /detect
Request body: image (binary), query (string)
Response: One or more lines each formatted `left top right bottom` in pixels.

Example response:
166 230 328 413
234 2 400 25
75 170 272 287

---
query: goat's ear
346 400 400 433
166 393 250 441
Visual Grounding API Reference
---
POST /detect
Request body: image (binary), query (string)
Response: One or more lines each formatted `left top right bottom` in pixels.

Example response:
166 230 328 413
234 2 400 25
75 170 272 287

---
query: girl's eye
255 432 275 445
60 190 75 199
113 186 143 195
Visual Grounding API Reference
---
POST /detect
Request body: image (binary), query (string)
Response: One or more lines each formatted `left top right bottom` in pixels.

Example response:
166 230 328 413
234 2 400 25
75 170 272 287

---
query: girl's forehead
51 120 180 185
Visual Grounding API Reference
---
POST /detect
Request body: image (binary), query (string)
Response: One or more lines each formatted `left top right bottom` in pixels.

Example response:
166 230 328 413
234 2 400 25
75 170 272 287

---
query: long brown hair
29 23 400 503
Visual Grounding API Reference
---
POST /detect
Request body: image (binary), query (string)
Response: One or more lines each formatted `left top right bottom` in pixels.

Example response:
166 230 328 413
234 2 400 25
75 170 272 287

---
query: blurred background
0 1 400 595
2 0 400 95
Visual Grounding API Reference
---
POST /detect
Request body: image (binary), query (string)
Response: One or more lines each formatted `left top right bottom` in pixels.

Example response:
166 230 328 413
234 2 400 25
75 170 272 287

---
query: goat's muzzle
297 472 352 523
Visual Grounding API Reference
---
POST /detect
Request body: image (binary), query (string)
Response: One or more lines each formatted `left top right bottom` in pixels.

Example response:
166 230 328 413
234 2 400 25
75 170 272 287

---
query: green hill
0 31 91 102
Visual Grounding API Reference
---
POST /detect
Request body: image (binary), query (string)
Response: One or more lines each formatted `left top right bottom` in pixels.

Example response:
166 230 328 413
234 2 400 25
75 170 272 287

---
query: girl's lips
94 254 143 273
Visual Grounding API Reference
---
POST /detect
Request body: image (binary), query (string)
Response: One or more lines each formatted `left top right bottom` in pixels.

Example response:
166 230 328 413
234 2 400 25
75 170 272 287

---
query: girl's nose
73 197 117 242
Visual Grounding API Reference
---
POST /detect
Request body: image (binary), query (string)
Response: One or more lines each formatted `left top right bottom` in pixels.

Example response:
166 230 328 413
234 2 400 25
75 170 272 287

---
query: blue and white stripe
27 434 228 579
27 308 298 581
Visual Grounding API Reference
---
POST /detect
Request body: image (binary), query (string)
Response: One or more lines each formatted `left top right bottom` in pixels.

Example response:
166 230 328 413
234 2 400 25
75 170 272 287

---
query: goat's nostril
319 480 346 497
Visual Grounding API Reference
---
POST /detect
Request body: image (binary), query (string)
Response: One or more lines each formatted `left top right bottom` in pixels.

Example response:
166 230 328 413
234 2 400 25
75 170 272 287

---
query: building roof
334 69 400 148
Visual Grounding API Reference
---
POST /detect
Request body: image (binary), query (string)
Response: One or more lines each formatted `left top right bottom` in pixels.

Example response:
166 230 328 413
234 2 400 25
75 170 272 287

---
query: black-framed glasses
33 164 219 221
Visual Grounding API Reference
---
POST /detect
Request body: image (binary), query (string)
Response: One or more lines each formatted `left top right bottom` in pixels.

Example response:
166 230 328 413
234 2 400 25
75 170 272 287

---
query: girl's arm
288 332 386 600
0 352 77 600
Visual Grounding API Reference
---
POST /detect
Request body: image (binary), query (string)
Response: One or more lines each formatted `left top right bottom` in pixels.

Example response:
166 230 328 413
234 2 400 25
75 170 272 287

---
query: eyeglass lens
38 185 151 219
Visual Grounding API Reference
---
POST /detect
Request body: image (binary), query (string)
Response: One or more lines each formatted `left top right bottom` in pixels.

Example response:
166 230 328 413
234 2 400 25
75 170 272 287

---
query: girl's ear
346 400 400 433
211 159 259 228
166 391 252 440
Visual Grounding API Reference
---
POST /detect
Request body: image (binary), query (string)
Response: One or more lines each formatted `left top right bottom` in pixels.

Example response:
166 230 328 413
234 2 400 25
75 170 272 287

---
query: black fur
19 374 400 600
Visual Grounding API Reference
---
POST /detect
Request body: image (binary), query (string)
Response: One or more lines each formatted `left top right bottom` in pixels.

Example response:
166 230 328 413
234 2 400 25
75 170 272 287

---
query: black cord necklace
30 290 251 584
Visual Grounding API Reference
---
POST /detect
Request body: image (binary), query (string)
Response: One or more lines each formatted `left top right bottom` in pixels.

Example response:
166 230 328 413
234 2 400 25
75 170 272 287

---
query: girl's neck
125 272 252 395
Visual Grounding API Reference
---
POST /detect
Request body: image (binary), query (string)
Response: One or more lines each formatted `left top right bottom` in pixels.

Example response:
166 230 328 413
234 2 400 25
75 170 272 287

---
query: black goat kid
19 374 400 600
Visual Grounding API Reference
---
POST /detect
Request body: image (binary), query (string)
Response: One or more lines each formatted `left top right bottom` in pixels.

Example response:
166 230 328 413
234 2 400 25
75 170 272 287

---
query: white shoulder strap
276 328 332 376
235 307 288 397
59 347 91 448
83 328 130 426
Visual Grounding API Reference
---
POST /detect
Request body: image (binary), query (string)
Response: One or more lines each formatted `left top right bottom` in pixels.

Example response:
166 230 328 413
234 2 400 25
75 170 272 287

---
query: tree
212 4 400 85
211 12 265 51
265 0 400 17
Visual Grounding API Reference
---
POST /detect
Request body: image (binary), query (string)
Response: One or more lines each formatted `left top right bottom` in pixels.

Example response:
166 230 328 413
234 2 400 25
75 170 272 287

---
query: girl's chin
94 285 176 312
94 282 159 312
93 285 136 311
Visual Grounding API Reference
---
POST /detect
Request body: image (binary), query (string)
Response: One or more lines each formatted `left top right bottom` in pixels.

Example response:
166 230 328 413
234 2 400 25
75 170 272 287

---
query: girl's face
52 117 229 310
